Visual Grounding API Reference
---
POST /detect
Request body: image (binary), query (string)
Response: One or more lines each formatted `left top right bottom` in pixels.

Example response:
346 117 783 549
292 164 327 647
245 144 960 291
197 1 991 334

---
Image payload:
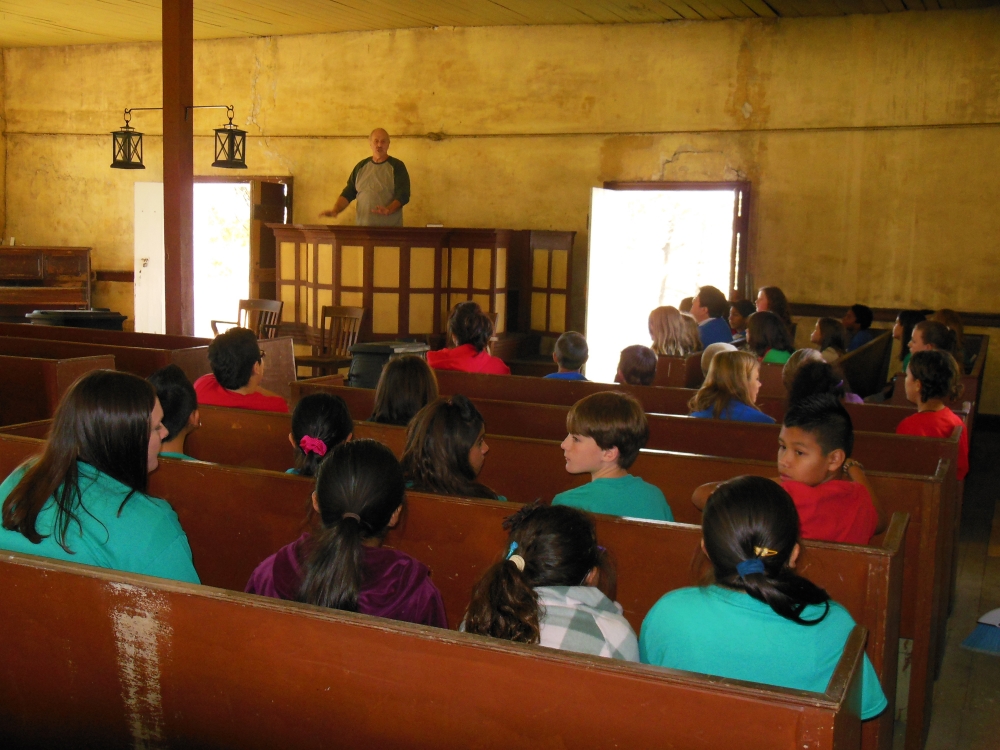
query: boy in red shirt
194 328 288 413
692 394 887 545
896 350 968 480
776 395 887 544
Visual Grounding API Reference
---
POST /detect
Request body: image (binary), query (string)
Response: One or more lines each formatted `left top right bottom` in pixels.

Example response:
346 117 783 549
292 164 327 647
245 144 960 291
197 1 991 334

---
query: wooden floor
916 425 1000 749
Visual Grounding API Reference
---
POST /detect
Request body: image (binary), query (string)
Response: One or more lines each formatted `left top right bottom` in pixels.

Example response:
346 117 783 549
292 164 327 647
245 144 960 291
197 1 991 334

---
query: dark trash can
347 341 430 389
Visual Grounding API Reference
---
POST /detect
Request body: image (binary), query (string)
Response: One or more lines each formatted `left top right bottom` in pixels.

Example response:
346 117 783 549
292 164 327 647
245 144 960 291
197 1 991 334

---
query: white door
585 187 737 383
134 182 165 334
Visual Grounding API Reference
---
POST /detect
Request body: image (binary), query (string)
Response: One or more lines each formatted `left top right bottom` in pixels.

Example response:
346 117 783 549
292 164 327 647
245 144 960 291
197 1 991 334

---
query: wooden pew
0 353 114 425
0 435 901 750
840 332 894 399
292 377 944 436
0 334 204 379
652 352 704 388
0 329 296 402
0 550 867 749
758 362 788 399
0 414 946 750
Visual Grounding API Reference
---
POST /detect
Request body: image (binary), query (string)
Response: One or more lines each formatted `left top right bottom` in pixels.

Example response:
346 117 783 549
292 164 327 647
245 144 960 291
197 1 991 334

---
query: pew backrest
292 377 930 435
839 331 893 398
0 551 866 749
0 354 114 426
653 353 704 388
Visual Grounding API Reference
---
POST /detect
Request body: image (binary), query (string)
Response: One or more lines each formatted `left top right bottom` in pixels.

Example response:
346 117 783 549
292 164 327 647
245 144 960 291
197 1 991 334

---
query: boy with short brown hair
552 392 673 522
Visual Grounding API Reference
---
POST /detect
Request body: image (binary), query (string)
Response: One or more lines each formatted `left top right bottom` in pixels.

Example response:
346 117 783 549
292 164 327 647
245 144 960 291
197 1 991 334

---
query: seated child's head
290 393 354 477
781 348 824 392
553 331 589 372
562 391 648 473
788 360 854 407
701 342 737 377
147 364 199 446
893 310 928 360
447 301 494 352
689 350 761 417
401 395 498 500
843 304 874 333
648 306 698 357
810 317 848 353
615 345 657 386
370 355 439 426
779 394 854 486
463 503 615 643
729 300 756 334
910 320 957 356
300 439 406 611
905 350 964 406
930 309 965 350
702 475 829 623
208 327 263 390
679 296 694 314
746 311 793 358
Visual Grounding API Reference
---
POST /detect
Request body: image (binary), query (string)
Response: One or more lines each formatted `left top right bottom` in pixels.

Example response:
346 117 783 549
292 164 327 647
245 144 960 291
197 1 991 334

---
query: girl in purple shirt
246 439 447 628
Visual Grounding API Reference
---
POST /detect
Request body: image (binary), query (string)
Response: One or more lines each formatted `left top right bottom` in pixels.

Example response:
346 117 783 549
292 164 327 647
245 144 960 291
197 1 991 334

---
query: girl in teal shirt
640 475 886 721
0 370 199 584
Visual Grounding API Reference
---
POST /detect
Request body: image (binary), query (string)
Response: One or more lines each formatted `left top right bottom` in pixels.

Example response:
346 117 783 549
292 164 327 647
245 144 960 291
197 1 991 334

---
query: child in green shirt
552 392 673 522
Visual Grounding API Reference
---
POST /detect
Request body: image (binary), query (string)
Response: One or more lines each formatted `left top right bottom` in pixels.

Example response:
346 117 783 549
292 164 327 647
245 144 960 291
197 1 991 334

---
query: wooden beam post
162 0 194 335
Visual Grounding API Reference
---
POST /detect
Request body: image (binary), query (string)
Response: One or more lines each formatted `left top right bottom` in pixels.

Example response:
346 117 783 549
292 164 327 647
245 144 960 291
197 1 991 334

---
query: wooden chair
211 299 284 339
296 306 365 376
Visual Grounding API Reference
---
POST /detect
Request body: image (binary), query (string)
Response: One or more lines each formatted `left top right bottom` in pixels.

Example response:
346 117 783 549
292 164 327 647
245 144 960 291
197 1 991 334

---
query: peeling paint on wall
109 582 170 750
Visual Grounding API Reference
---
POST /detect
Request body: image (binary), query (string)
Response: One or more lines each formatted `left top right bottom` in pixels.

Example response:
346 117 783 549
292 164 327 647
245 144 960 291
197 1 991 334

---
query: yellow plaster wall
3 9 1000 408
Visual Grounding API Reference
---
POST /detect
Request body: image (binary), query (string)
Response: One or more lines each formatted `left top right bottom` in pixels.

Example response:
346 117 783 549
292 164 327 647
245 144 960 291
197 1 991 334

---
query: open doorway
585 182 750 383
133 177 292 336
194 182 251 338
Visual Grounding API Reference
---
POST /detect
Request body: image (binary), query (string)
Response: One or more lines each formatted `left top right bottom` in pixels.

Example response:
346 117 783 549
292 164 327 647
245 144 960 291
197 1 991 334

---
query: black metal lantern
212 106 247 169
111 113 144 169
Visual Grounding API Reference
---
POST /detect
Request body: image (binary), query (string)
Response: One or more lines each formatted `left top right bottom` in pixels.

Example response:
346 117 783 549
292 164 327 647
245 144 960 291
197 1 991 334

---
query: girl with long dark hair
246 439 447 627
0 370 199 583
368 355 439 426
463 504 637 660
401 395 501 500
640 475 886 720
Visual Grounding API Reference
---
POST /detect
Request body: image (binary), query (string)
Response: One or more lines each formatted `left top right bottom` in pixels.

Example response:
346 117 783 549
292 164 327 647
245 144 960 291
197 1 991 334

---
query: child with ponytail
246 439 447 628
641 475 887 720
287 393 354 477
463 504 638 661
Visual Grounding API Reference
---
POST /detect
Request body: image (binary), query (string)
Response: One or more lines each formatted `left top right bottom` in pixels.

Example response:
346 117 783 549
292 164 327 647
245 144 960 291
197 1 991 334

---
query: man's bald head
369 129 390 163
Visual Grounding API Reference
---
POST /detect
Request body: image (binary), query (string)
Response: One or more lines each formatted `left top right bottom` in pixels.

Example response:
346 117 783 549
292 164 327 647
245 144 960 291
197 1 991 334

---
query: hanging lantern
111 112 144 169
212 106 247 169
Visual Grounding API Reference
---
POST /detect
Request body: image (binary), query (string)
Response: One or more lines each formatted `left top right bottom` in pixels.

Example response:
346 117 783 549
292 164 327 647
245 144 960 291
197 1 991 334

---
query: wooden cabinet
269 226 575 344
0 247 91 320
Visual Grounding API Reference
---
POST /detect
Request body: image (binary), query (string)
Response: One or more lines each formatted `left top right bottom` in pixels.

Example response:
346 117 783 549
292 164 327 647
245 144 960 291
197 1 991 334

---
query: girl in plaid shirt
463 504 638 661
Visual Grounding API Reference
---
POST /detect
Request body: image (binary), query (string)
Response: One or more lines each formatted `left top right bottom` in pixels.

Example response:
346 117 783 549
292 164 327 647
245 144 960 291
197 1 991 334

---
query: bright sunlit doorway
585 182 750 384
193 182 252 338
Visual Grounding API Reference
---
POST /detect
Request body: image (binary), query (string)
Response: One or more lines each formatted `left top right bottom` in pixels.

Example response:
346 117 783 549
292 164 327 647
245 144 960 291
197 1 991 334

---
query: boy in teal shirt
552 392 673 522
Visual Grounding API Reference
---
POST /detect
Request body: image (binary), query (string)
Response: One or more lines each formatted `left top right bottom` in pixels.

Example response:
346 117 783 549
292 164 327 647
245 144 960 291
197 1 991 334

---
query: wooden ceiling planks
0 0 997 48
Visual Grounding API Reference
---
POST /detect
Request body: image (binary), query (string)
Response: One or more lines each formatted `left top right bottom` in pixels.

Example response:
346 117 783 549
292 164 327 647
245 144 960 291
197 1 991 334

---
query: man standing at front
321 128 410 226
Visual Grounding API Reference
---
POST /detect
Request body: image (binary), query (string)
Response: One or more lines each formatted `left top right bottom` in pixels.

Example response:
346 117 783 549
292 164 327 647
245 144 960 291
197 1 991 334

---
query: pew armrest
210 320 238 336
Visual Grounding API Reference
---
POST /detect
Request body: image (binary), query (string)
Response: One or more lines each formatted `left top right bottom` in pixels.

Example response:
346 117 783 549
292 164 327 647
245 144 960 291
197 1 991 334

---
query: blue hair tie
736 558 766 578
506 542 519 560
